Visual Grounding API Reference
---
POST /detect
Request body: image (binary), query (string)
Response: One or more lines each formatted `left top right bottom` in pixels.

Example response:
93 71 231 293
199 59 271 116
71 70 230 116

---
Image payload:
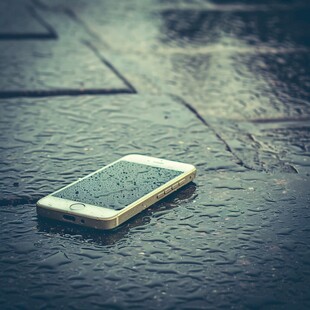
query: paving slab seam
246 132 298 173
64 8 110 49
30 0 60 11
0 33 55 40
27 5 58 39
172 95 254 171
28 2 135 95
32 0 110 48
83 40 137 94
0 88 135 99
0 4 57 40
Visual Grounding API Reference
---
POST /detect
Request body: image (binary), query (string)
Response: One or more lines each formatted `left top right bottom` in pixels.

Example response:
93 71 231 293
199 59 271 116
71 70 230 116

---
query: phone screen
52 161 183 210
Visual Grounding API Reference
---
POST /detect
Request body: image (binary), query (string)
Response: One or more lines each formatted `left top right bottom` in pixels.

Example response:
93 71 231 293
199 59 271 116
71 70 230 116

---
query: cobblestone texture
0 0 309 309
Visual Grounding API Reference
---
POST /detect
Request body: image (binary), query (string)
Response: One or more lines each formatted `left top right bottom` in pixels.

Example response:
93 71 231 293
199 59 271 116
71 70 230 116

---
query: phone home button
70 203 86 210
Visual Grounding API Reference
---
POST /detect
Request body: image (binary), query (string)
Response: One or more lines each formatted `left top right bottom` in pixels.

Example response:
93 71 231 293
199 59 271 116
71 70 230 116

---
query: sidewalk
0 0 309 308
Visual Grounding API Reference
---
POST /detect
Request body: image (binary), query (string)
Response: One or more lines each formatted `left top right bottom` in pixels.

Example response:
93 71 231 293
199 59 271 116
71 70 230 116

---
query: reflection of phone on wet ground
37 154 197 230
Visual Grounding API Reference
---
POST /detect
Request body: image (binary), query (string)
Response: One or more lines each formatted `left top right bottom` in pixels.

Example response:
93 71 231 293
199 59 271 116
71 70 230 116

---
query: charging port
63 214 76 222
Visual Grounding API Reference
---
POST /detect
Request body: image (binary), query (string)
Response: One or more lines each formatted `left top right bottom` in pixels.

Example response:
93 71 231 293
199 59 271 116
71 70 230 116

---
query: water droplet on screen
53 161 182 210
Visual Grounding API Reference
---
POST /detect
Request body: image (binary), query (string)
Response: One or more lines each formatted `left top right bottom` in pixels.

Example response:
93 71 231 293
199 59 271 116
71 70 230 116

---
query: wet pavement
0 0 310 309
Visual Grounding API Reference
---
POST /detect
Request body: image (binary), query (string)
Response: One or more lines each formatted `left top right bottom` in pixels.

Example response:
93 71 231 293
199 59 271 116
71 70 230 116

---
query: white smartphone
36 154 196 230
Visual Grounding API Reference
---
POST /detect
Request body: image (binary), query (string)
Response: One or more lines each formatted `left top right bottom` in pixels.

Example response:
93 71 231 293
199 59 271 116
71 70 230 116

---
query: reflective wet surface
1 0 310 308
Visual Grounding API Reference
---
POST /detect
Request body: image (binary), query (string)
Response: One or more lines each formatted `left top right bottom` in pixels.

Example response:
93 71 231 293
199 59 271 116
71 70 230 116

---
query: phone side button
178 179 185 186
172 183 178 190
164 187 172 194
157 192 165 199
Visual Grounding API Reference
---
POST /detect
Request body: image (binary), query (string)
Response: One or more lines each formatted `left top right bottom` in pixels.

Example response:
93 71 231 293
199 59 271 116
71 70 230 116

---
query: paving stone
0 40 130 97
30 3 108 43
0 0 56 39
213 118 310 174
247 120 310 174
0 4 134 97
0 95 241 205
